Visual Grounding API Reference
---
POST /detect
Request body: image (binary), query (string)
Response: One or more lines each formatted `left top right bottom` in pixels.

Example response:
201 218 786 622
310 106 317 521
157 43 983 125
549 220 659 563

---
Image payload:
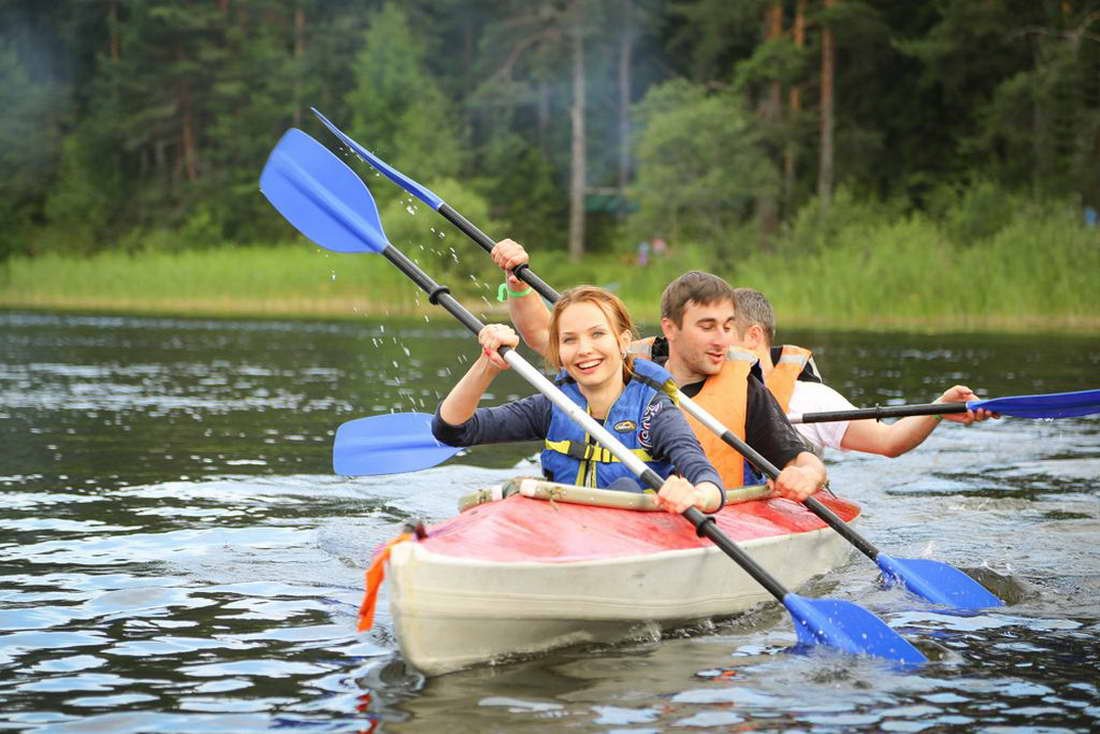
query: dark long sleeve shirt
431 391 724 493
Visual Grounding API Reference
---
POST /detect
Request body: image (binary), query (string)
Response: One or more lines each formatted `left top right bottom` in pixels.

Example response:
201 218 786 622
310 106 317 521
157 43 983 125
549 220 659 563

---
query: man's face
661 298 736 381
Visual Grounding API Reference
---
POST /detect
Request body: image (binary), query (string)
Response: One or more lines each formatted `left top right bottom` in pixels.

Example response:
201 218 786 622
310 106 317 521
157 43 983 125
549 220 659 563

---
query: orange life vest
764 344 813 413
629 337 754 489
682 348 754 489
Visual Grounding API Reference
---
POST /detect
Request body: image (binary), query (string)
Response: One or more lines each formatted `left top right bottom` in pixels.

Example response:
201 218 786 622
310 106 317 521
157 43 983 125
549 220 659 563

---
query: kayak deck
421 491 859 562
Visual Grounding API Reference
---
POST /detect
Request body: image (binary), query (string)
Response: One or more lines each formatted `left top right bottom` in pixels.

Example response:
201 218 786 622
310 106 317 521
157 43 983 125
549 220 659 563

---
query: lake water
1 310 1098 732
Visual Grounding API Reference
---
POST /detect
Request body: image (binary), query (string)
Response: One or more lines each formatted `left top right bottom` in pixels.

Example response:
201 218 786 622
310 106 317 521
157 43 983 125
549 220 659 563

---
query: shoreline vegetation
3 201 1098 334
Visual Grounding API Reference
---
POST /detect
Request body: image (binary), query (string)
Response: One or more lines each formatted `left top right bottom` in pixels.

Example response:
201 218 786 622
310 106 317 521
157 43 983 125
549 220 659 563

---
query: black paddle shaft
717 427 882 561
795 402 969 424
437 203 561 302
378 242 799 605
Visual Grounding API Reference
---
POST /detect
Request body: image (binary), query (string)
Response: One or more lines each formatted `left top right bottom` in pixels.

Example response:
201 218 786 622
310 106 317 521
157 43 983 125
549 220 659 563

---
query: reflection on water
1 311 1098 732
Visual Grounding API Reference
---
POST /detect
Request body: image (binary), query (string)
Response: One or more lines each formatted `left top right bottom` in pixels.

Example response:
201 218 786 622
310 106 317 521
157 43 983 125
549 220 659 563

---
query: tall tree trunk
180 79 198 182
537 79 550 151
618 0 634 196
177 44 198 183
818 0 831 216
757 2 783 245
784 0 806 210
568 2 586 261
293 4 305 127
108 0 120 61
818 0 836 218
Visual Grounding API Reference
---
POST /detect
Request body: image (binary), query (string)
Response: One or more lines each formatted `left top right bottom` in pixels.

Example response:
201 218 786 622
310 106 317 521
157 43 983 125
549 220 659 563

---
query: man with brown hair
491 240 825 500
731 287 995 457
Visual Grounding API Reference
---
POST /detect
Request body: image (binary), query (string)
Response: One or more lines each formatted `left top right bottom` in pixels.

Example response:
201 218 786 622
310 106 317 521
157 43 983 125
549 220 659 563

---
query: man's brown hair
659 271 735 327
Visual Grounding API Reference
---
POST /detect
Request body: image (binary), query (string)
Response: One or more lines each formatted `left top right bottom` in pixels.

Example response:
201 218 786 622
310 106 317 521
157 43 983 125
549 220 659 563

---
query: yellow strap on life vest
543 438 655 465
684 353 753 489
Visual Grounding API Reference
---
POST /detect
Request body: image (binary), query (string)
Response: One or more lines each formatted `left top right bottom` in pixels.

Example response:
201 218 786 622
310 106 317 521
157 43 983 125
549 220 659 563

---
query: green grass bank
3 208 1098 332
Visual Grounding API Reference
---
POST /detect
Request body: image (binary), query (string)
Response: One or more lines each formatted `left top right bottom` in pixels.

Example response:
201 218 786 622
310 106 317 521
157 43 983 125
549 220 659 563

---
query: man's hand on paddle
937 385 999 425
491 238 530 291
770 462 822 501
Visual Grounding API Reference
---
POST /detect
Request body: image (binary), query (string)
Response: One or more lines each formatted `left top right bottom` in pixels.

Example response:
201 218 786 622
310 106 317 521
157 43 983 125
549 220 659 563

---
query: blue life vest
540 359 677 488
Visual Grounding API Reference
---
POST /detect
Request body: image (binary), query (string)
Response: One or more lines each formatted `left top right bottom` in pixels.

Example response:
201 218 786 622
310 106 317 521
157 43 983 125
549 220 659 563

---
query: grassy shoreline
3 222 1098 333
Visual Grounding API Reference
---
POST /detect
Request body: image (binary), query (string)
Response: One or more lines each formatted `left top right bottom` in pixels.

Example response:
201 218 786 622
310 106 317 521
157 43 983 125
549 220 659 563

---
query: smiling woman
431 284 726 516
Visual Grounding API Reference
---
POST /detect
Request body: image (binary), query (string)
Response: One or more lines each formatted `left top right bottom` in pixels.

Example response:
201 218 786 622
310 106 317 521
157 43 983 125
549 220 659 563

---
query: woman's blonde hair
546 285 638 381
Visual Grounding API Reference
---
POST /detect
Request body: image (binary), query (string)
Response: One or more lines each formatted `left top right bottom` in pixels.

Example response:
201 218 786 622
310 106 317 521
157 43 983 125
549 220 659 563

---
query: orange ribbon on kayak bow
357 532 412 632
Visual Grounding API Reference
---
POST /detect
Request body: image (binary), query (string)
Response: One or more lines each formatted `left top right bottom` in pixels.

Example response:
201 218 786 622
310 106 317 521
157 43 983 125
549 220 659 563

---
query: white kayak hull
386 491 857 675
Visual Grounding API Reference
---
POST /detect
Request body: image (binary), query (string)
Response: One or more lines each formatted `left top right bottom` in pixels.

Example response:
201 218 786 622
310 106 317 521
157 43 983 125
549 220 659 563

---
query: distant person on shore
489 239 826 499
730 287 997 458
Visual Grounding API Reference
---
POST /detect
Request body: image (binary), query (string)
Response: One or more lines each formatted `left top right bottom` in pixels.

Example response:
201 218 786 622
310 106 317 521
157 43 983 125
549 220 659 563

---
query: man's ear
738 323 763 349
750 324 769 349
659 316 676 340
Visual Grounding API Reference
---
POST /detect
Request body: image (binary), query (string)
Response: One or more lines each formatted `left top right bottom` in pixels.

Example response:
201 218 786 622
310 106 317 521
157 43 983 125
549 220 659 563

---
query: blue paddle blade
784 593 927 666
260 128 389 254
969 388 1100 419
876 554 1004 610
311 107 445 211
333 412 461 476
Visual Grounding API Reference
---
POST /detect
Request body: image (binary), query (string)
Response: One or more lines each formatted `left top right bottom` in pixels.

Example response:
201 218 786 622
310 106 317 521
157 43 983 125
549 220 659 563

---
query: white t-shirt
788 380 857 454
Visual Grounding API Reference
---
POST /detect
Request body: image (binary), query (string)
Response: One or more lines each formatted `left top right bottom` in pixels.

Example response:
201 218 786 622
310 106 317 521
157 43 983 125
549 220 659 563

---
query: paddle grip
438 203 562 302
380 246 486 335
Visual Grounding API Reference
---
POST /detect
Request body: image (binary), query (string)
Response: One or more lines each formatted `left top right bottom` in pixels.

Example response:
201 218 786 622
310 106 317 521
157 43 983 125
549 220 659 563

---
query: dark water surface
1 311 1098 732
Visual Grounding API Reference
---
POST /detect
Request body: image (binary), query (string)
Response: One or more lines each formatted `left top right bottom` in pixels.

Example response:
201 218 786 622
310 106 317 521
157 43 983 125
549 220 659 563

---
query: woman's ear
619 331 632 357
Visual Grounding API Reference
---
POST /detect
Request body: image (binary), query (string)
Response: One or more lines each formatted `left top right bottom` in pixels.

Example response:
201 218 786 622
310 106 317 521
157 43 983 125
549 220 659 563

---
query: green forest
2 0 1099 330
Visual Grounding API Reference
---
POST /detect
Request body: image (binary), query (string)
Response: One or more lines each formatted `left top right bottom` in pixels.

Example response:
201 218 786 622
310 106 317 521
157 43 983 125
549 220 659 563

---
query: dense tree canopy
1 0 1097 263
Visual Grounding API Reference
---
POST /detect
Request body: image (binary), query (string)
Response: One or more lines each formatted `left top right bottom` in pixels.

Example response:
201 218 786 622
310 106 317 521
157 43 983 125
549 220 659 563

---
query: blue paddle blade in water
784 593 927 666
969 388 1100 419
260 128 389 254
876 553 1004 610
311 107 445 211
333 413 461 476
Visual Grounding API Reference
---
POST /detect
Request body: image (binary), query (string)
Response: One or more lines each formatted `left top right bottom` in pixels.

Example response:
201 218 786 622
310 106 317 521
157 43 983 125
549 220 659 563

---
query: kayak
374 479 860 675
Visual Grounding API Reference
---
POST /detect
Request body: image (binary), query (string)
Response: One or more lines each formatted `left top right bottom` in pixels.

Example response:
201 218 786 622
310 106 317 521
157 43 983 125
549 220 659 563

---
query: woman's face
555 301 629 392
